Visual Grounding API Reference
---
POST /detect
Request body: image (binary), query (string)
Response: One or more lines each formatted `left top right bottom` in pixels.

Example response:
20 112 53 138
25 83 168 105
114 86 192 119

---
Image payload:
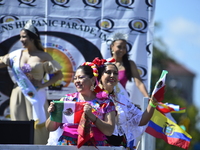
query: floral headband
92 57 115 67
81 62 98 77
91 57 116 99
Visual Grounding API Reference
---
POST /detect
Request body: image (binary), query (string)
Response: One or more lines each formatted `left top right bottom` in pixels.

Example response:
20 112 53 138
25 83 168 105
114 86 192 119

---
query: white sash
9 49 46 124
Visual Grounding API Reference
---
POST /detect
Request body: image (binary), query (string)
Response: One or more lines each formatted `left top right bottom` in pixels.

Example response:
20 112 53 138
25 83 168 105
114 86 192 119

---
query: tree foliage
151 31 200 150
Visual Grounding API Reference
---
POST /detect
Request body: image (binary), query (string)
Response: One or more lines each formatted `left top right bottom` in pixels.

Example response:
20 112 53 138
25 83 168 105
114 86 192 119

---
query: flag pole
140 97 156 150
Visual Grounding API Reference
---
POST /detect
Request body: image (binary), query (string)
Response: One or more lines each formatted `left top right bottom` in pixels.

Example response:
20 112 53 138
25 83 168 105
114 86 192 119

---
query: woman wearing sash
46 62 116 148
0 20 63 144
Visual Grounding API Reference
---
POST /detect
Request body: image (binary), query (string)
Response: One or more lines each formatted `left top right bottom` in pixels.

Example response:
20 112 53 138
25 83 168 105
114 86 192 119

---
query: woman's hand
83 103 93 116
48 102 55 113
150 96 158 107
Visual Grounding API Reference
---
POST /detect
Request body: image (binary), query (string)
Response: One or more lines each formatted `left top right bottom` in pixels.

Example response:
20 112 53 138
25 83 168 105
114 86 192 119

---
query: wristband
149 101 157 108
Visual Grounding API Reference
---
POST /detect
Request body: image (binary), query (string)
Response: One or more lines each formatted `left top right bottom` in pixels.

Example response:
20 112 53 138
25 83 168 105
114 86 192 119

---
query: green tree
151 24 200 150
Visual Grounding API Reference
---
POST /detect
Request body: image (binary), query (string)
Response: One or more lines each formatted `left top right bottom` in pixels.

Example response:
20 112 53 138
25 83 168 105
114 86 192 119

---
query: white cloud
167 17 200 47
169 17 198 35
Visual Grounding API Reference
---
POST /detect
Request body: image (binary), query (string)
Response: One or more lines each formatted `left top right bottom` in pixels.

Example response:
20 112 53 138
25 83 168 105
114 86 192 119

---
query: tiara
110 32 128 41
23 20 37 36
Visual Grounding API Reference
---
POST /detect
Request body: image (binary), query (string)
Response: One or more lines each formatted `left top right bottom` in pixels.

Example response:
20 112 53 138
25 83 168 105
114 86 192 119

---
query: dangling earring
112 51 114 54
90 84 94 91
115 82 120 93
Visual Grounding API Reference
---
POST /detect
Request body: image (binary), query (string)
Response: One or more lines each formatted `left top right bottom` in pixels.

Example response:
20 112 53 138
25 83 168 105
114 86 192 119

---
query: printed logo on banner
96 18 114 33
43 43 76 89
145 0 154 8
18 0 36 7
128 18 148 33
146 42 152 55
68 18 85 23
51 0 70 8
115 0 134 9
82 0 102 8
0 15 19 24
0 0 5 5
137 65 147 81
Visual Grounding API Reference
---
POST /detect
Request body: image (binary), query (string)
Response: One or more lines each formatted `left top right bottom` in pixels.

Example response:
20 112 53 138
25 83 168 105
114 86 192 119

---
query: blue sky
154 0 200 108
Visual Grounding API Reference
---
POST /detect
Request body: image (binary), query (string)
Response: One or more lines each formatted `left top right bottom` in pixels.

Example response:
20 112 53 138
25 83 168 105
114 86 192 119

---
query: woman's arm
130 60 149 97
40 70 63 88
0 55 9 68
84 103 115 136
139 98 157 126
46 117 62 131
45 102 62 131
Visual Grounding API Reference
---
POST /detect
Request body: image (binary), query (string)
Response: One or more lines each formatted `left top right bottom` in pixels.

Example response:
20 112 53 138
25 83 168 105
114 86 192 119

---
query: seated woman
94 58 157 149
45 62 116 147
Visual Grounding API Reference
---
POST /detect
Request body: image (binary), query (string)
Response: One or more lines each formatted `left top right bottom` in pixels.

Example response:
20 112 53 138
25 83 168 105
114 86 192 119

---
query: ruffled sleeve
0 54 10 66
101 99 116 114
112 83 148 143
43 60 62 74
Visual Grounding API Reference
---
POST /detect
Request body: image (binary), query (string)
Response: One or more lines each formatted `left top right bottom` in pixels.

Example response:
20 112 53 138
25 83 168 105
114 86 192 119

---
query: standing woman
109 33 149 149
0 20 63 144
46 63 116 147
110 32 149 97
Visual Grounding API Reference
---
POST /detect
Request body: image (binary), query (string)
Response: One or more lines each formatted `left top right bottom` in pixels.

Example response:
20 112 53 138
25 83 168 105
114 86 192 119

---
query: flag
157 102 186 114
145 110 192 149
50 101 85 123
152 70 168 102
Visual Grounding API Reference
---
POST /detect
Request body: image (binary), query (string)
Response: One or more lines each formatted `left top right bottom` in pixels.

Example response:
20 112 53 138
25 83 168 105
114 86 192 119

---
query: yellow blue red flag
145 110 192 149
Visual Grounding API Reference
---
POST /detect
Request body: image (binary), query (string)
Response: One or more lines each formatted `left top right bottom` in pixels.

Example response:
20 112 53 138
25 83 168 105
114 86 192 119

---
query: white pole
140 97 156 150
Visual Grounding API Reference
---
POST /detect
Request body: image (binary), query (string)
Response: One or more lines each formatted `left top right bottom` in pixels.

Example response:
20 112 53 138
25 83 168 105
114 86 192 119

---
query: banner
0 0 156 119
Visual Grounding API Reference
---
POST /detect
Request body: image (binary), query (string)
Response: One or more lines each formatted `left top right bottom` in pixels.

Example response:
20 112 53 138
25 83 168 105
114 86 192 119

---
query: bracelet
93 116 98 124
149 101 157 108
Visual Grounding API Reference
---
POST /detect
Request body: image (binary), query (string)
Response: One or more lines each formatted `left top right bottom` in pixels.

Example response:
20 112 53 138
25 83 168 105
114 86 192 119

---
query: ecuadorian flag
145 110 192 149
50 101 85 123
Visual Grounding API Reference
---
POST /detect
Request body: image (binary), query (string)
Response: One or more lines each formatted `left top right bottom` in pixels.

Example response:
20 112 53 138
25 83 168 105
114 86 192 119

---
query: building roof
166 61 195 77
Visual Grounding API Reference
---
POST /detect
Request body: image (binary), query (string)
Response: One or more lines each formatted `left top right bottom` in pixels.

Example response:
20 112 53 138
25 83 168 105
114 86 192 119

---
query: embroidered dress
57 92 116 146
107 83 147 146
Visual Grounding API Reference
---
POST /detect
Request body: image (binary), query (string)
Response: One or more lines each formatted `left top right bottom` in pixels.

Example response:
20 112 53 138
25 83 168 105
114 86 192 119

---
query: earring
112 51 114 54
90 85 94 91
115 82 120 93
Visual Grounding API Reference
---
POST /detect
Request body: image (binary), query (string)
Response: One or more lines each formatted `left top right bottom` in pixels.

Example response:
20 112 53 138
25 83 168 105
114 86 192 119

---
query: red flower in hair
92 57 107 67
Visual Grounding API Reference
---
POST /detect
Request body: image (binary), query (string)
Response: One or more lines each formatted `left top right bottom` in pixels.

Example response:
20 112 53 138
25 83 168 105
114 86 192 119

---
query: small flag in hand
50 101 85 123
152 70 168 102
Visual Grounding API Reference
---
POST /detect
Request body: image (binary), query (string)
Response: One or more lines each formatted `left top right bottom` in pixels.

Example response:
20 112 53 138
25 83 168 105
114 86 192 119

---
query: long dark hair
22 27 44 51
110 40 132 81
